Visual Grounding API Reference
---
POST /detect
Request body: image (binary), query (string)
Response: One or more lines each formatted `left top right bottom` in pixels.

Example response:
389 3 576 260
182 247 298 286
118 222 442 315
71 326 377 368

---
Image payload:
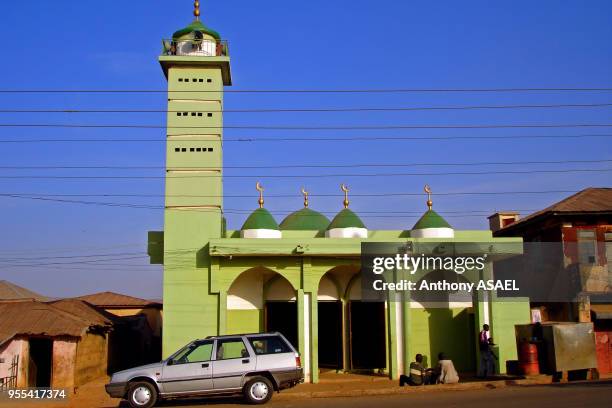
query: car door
160 340 214 394
212 337 256 390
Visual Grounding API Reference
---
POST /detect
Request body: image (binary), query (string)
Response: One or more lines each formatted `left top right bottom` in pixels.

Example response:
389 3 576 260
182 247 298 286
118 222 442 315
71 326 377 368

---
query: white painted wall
410 228 454 238
304 293 311 382
241 229 282 239
318 275 339 301
326 227 368 238
227 272 264 310
266 277 296 301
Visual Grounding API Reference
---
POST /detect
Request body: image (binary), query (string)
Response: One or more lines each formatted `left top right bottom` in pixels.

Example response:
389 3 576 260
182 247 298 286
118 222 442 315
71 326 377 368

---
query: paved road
146 381 612 408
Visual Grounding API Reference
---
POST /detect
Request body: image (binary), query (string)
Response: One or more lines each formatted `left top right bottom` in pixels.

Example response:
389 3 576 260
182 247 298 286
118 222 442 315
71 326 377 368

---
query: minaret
159 1 231 356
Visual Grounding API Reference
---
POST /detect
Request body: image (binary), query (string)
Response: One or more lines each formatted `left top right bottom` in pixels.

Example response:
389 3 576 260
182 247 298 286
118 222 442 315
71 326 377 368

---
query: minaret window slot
207 113 212 117
190 148 195 152
183 112 188 116
198 79 204 83
207 148 213 152
196 148 202 152
207 79 212 83
174 148 180 152
181 148 187 152
178 78 183 82
176 112 181 116
191 112 196 116
197 113 203 117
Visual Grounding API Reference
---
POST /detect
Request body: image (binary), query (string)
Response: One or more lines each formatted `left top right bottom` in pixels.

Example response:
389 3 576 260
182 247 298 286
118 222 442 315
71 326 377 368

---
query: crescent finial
256 182 264 208
341 184 349 209
424 184 433 210
301 187 309 208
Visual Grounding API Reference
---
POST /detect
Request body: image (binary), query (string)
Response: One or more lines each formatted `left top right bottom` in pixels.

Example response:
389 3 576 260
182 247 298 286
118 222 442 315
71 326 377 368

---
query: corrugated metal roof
497 187 612 233
0 280 49 302
0 300 111 347
76 291 161 308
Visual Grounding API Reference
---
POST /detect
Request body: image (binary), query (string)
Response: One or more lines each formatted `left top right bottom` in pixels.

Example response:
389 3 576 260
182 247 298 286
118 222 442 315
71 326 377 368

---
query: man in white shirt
434 352 459 384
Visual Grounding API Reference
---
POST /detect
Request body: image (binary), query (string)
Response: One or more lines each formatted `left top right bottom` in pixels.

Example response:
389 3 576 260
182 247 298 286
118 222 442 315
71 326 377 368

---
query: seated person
399 354 432 386
433 352 459 384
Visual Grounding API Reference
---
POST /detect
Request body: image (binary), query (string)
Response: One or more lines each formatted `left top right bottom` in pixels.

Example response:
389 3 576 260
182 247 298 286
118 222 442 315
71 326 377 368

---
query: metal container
515 322 597 373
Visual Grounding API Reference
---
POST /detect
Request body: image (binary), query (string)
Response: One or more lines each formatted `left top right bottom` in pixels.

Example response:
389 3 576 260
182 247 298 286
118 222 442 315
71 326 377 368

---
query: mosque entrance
318 301 343 369
265 301 298 349
349 301 386 369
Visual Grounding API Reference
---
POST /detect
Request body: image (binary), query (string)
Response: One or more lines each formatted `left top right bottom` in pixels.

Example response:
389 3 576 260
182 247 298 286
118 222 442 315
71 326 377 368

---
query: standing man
478 324 494 378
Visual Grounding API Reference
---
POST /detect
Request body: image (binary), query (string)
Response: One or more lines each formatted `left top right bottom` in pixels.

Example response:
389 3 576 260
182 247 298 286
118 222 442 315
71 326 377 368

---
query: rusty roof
0 280 49 302
496 187 612 234
47 299 114 327
0 300 112 346
76 291 161 308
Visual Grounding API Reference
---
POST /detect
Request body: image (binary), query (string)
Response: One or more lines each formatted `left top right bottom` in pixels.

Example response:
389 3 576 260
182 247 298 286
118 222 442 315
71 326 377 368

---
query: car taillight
295 356 302 368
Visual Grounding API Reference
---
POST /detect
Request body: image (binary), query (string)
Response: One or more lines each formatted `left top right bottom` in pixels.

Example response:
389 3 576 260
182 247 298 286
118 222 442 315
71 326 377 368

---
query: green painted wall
227 309 263 334
161 60 227 357
409 307 476 371
491 300 530 373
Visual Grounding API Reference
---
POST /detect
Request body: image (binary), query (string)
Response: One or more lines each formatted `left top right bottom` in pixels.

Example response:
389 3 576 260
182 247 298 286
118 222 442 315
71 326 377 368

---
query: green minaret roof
327 208 366 230
412 209 452 230
280 208 330 231
241 208 280 231
173 20 221 40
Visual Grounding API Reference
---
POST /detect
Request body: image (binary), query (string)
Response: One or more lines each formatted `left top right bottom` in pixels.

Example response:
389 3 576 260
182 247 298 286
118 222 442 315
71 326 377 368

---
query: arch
318 274 341 301
226 267 297 337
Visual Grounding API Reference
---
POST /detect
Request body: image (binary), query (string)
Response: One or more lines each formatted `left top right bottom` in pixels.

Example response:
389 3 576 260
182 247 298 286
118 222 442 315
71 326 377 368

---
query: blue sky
0 0 611 299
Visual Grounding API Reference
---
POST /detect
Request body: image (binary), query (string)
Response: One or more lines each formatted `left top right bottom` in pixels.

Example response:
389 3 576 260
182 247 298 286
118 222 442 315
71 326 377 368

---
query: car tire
243 376 274 404
127 381 158 408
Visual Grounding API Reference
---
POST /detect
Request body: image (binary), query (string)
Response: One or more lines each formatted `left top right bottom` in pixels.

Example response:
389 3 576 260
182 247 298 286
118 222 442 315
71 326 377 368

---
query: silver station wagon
105 332 303 407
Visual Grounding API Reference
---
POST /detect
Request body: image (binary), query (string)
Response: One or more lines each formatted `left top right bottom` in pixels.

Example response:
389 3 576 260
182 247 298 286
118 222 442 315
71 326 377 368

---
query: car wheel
127 381 158 408
243 376 273 404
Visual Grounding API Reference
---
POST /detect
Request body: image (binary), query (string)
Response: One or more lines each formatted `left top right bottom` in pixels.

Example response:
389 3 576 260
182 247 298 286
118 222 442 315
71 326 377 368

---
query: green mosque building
148 2 530 383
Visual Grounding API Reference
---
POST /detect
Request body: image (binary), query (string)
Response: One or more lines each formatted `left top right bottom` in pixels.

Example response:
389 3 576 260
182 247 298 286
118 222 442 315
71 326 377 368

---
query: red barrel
518 342 539 375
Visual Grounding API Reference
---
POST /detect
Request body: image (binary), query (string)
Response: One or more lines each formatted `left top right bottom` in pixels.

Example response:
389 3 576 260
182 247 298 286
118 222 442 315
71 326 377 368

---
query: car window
248 335 292 355
216 338 249 360
173 341 213 364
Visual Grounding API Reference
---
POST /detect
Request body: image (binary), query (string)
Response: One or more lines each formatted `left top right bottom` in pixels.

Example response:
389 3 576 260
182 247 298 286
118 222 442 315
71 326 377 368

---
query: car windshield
171 341 213 364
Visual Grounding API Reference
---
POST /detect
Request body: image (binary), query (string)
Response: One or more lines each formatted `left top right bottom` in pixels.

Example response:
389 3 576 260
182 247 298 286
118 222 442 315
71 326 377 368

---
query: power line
1 158 610 170
3 102 612 113
1 134 611 143
0 167 609 180
1 87 612 93
0 194 533 220
0 189 581 198
2 123 612 130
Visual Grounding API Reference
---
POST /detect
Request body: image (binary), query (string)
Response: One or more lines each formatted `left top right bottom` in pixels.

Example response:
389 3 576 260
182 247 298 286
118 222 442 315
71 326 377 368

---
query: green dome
327 208 366 230
280 208 330 231
412 209 452 230
241 208 279 231
173 20 221 40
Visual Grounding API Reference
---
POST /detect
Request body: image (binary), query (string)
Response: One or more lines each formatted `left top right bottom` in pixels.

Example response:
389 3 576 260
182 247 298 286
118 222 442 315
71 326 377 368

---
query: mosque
147 1 530 382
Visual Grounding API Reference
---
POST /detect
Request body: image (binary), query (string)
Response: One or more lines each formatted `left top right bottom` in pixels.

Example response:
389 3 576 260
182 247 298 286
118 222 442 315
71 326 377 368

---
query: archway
318 273 343 369
346 275 386 370
265 274 298 349
226 267 298 349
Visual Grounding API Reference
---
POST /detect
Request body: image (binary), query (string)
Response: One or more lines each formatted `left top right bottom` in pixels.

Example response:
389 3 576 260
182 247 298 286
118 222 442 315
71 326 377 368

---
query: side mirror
166 359 174 366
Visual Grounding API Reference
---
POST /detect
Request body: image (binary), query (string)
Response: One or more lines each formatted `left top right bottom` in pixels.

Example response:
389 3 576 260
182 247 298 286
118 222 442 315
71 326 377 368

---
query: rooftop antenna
341 184 350 209
301 187 309 208
424 184 433 210
256 182 264 208
194 0 200 21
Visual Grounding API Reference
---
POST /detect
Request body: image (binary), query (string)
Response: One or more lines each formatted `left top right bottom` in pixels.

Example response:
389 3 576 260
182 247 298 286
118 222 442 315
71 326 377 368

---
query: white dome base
411 227 454 238
325 227 368 238
241 229 282 239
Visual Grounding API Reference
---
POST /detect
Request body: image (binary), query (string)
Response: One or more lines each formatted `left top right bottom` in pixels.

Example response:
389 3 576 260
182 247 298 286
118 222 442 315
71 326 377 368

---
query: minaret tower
159 1 231 356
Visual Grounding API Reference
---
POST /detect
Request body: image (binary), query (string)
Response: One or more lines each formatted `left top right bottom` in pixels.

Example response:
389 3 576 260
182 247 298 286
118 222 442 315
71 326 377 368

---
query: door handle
201 363 209 368
242 359 250 364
